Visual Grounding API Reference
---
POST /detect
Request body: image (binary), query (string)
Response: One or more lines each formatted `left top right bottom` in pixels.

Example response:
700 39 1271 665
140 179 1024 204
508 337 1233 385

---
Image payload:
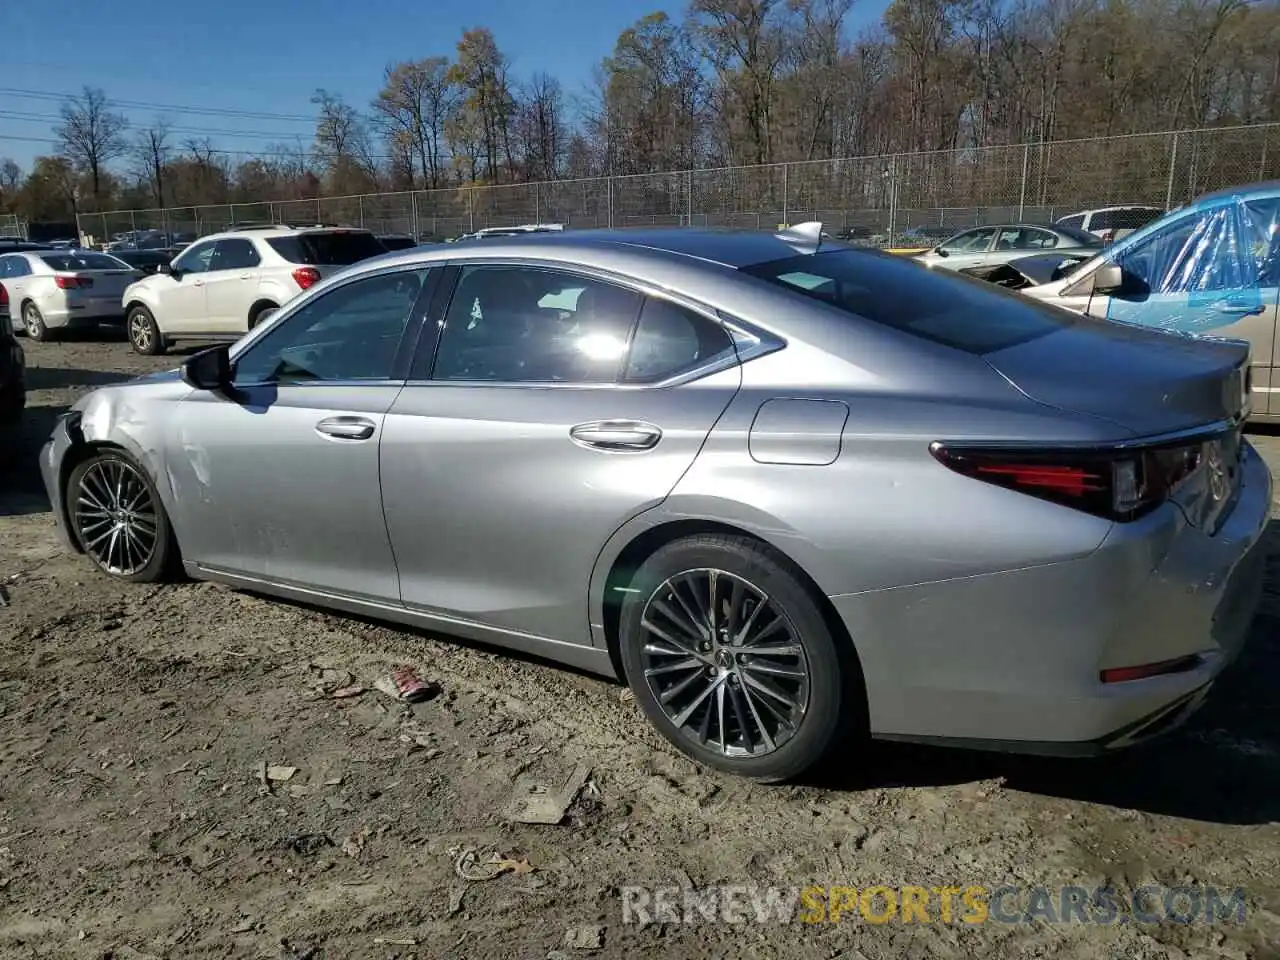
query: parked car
1055 205 1164 243
41 224 1270 781
113 249 181 276
377 234 419 252
0 250 141 341
0 239 52 253
915 223 1104 274
0 282 24 425
121 225 388 355
1019 182 1280 422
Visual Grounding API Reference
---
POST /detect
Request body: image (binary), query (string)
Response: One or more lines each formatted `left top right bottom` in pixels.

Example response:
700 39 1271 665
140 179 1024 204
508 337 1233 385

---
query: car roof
199 225 375 242
1190 180 1280 207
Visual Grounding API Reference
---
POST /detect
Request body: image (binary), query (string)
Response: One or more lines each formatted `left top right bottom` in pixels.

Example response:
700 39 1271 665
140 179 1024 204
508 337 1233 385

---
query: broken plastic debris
451 847 535 882
266 765 298 782
504 763 592 825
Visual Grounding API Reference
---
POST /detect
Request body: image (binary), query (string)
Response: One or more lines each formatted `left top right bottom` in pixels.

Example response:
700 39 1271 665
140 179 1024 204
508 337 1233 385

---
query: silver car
915 223 1104 275
39 226 1271 781
0 250 141 341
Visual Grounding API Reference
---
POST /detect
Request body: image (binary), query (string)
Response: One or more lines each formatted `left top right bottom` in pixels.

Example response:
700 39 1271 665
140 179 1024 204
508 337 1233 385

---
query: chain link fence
0 214 24 239
74 122 1280 248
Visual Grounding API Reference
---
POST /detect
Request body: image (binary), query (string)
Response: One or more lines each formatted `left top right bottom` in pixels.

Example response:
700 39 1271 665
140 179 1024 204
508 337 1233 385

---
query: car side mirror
934 247 949 257
1092 262 1125 295
181 344 233 393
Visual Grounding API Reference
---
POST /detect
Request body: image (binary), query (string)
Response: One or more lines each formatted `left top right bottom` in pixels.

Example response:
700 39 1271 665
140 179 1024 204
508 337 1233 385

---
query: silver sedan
38 225 1271 781
914 222 1104 275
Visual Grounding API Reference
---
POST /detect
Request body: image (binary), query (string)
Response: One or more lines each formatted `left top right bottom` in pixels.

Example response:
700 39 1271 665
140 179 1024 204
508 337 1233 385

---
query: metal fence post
686 169 693 227
607 177 614 229
781 163 789 227
1165 133 1179 211
315 197 322 223
887 155 898 241
468 188 475 233
229 203 237 226
358 195 365 228
410 192 419 238
534 183 541 225
1018 143 1030 220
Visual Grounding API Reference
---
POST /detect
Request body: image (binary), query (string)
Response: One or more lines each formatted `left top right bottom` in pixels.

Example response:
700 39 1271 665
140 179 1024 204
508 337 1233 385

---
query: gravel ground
2 334 1279 960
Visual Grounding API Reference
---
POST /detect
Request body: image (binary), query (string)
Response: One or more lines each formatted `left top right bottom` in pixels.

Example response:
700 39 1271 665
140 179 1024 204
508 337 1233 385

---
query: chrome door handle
315 416 377 441
569 420 662 450
1211 299 1263 316
239 273 252 279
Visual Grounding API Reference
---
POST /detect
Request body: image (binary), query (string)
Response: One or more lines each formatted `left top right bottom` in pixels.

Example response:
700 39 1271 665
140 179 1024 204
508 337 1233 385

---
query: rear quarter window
743 250 1076 354
267 232 387 265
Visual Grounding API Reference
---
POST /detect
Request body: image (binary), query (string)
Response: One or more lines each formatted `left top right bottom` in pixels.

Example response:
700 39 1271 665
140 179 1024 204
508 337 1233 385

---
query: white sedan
0 250 142 341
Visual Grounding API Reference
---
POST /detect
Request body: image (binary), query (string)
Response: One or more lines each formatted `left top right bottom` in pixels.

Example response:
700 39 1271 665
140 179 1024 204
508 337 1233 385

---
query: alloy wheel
24 305 41 338
130 312 152 352
638 568 810 757
74 458 159 576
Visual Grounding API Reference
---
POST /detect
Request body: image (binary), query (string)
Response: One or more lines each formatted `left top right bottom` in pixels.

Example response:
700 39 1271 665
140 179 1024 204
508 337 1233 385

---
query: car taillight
55 275 91 289
0 282 7 307
929 440 1204 521
292 267 321 290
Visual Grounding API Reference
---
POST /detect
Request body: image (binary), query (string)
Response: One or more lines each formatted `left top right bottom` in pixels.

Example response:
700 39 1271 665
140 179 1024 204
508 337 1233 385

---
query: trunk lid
983 317 1250 437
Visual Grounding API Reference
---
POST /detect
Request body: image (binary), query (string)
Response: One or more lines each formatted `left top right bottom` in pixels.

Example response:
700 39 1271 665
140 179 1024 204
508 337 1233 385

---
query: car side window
1022 228 1059 249
430 265 642 383
173 241 217 274
0 256 13 279
232 269 429 385
1057 215 1086 230
938 227 996 254
211 238 261 271
623 298 737 383
1112 215 1201 293
0 256 31 278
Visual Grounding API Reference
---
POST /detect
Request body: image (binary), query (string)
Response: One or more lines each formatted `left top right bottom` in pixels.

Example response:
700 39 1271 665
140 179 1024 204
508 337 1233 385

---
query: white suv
121 225 387 355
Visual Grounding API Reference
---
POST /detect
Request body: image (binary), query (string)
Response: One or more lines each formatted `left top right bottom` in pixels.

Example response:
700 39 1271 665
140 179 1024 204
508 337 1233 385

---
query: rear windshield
266 231 386 265
39 253 128 271
742 249 1076 354
378 236 418 251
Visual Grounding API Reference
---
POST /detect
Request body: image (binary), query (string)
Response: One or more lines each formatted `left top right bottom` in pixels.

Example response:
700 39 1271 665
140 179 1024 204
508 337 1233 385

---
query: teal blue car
1021 182 1280 422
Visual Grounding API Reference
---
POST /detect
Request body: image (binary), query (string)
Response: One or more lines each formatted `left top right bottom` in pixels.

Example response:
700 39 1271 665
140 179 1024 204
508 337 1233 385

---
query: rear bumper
833 441 1272 751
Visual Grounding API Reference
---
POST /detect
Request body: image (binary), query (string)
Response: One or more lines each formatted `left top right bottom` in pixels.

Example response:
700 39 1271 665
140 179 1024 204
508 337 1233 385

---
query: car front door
162 265 435 600
204 238 262 332
1096 200 1279 416
931 227 998 271
160 241 217 333
379 263 743 646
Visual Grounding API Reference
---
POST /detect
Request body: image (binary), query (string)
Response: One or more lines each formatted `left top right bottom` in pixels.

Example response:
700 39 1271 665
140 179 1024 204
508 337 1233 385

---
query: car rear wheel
67 450 176 582
619 534 852 782
23 304 52 342
248 301 278 330
128 305 166 356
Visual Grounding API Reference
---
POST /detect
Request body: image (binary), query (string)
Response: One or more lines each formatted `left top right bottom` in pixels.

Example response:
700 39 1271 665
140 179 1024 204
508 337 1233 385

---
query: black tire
127 305 166 356
66 449 178 583
22 303 53 342
248 301 278 330
618 534 853 782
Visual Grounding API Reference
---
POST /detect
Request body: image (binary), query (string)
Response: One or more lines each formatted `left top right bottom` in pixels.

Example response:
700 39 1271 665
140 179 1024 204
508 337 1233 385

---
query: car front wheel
618 534 853 782
128 306 166 356
67 450 176 582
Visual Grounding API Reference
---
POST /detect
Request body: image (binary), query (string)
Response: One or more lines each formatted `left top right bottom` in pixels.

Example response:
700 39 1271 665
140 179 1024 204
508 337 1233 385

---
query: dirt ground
2 333 1279 960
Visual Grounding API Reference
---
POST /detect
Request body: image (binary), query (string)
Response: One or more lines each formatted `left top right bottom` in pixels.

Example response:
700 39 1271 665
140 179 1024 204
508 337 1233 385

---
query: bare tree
132 120 173 207
373 58 458 188
55 86 129 205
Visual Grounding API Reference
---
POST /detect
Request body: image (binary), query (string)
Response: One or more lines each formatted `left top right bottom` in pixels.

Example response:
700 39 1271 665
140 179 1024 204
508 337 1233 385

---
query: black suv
0 282 25 424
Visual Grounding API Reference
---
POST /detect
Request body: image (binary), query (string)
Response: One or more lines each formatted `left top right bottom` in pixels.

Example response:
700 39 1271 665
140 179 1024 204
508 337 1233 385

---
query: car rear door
378 262 742 647
203 238 262 332
163 266 435 599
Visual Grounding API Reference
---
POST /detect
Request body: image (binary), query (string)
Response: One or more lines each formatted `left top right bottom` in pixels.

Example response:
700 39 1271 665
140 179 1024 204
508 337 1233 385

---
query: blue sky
0 0 888 173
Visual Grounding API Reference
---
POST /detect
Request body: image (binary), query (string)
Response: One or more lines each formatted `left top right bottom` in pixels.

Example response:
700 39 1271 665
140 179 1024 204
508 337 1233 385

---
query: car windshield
1054 225 1106 247
266 231 387 265
742 249 1077 354
39 252 129 271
